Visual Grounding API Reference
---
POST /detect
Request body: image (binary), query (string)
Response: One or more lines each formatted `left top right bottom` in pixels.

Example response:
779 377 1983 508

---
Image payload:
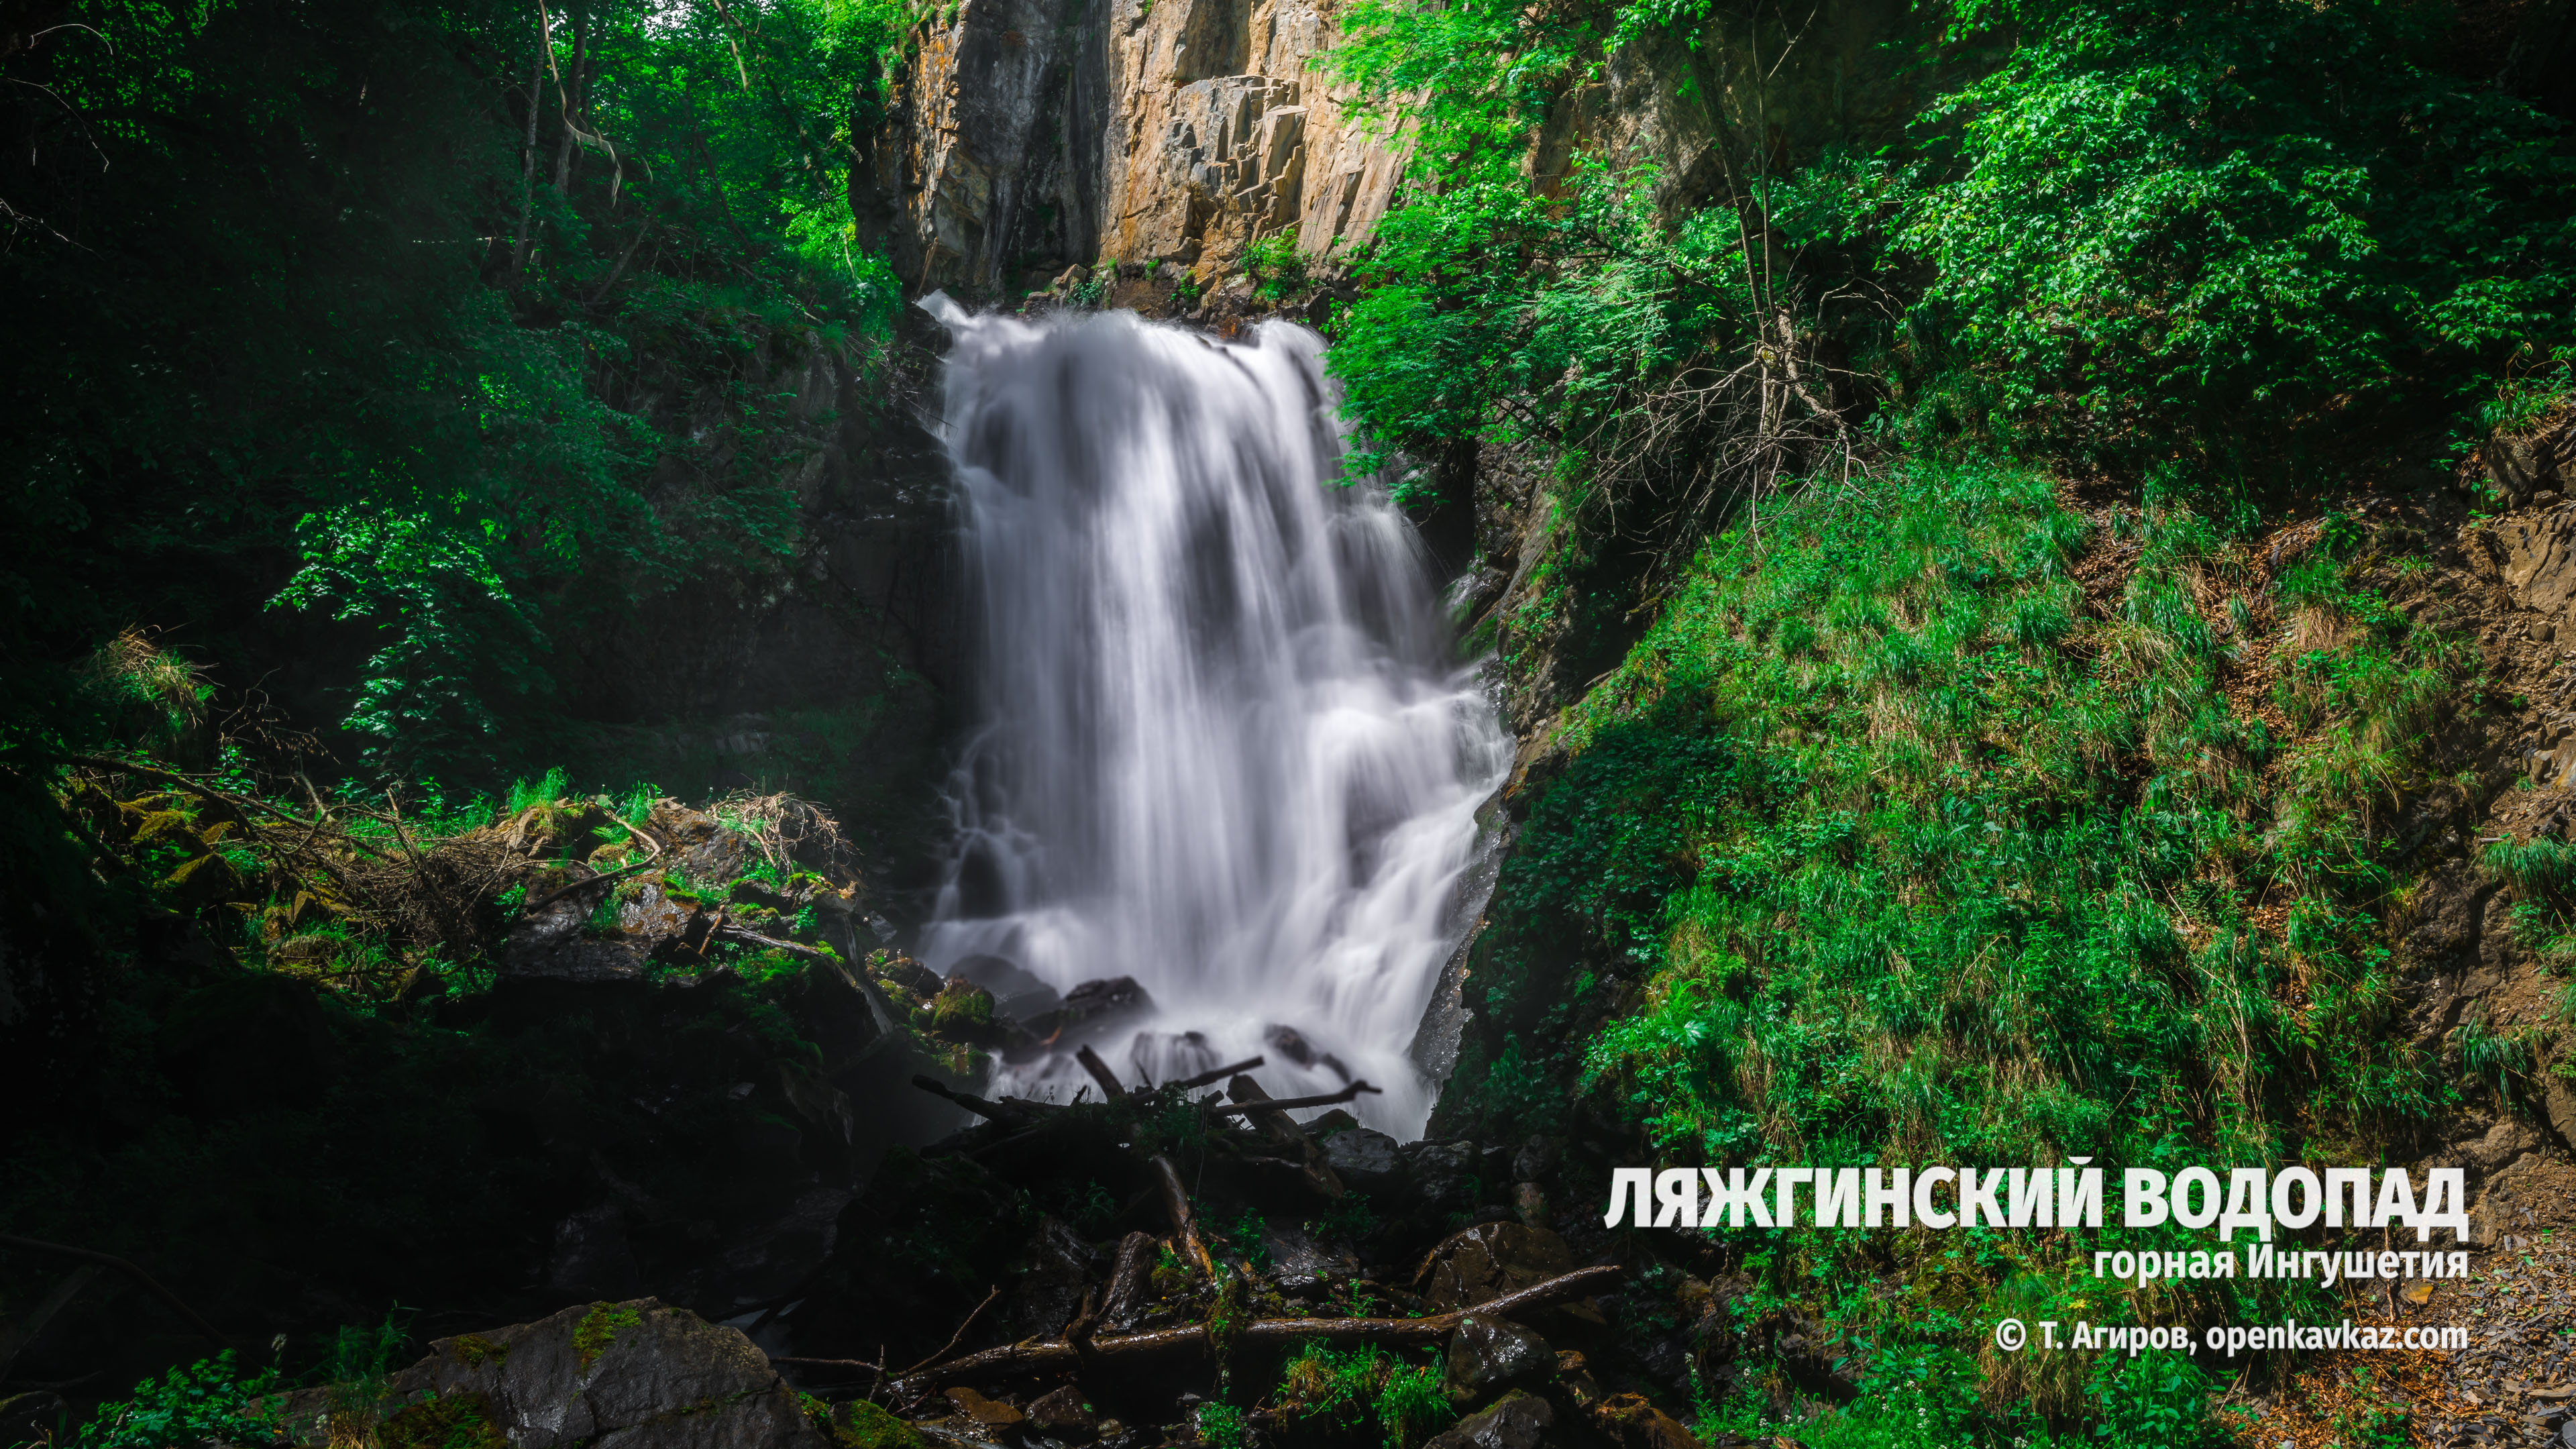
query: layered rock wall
859 0 1409 294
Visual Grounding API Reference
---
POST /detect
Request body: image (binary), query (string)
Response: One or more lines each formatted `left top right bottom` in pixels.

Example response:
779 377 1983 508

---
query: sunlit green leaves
1898 0 2576 466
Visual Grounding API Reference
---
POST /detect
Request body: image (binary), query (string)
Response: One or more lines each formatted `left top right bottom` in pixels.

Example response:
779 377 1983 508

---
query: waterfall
914 297 1511 1138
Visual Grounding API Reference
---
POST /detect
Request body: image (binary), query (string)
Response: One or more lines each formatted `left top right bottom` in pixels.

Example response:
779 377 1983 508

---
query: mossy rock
131 808 205 855
380 1391 508 1449
818 1399 928 1449
572 1300 643 1367
929 979 995 1035
160 850 246 906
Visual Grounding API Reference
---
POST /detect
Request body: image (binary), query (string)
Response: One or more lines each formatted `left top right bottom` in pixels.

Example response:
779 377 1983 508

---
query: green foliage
1448 458 2461 1436
1194 1402 1248 1449
929 979 994 1032
1243 233 1311 301
2086 1353 2224 1446
506 767 574 815
379 1392 509 1449
1222 1209 1272 1270
2452 1009 2542 1107
572 1301 643 1367
1274 1344 1455 1449
812 1398 930 1449
1898 0 2576 472
1322 0 2576 531
2 0 915 783
1545 462 2449 1162
1328 161 1833 527
2480 345 2576 437
70 1353 286 1449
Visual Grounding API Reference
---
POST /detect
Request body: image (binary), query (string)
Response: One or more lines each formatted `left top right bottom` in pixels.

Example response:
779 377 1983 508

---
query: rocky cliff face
855 0 1937 304
858 0 1409 295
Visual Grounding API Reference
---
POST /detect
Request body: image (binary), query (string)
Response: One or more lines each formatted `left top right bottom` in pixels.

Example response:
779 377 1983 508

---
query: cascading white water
914 296 1510 1138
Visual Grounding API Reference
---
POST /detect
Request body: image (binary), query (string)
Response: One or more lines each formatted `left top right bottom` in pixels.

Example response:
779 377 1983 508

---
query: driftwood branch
515 859 655 917
895 1285 1000 1377
888 1263 1625 1389
66 755 393 861
912 1075 1015 1122
0 1233 231 1352
716 924 836 961
1205 1081 1381 1115
1228 1075 1344 1199
1168 1056 1265 1091
1075 1045 1128 1100
1150 1154 1216 1277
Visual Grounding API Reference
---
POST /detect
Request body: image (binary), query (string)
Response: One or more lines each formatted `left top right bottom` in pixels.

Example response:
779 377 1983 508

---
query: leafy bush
3 0 917 782
1277 1340 1463 1444
1899 0 2576 473
1446 458 2459 1432
1275 1343 1454 1449
1193 1402 1248 1449
1244 233 1311 301
70 1353 286 1449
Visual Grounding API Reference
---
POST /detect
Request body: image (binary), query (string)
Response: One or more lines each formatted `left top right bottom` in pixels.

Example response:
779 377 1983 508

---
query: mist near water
913 295 1510 1138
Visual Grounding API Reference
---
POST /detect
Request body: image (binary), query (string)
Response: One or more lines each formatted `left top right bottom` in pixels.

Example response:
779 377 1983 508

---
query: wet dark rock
502 881 648 981
617 878 704 954
871 953 945 998
1415 1222 1580 1315
1322 1128 1404 1193
2402 865 2496 962
945 1386 1026 1430
1587 1392 1700 1449
282 1298 826 1448
684 1183 859 1320
648 801 754 885
1029 977 1152 1037
1004 1216 1099 1342
1509 1136 1560 1183
547 1203 647 1300
1405 1140 1479 1212
792 963 887 1075
1423 1391 1552 1449
1026 1386 1097 1438
1444 1313 1552 1405
1264 1024 1350 1081
947 954 1061 1022
1263 1221 1358 1293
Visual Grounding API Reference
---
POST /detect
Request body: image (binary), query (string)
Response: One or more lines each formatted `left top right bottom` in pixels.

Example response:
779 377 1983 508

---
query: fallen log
1227 1074 1344 1199
911 1075 1049 1124
1075 1044 1128 1100
1205 1080 1382 1115
65 754 395 861
885 1263 1625 1390
716 924 838 962
1149 1155 1218 1277
1167 1056 1265 1091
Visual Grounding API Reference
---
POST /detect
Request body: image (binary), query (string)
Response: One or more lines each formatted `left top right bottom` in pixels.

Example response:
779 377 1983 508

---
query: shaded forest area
10 0 2576 1441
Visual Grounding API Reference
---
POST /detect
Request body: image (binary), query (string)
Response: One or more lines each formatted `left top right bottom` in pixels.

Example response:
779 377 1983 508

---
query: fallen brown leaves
2220 1320 2477 1449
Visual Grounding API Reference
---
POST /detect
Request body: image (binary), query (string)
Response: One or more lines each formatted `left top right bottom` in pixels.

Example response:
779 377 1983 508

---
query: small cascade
914 298 1510 1136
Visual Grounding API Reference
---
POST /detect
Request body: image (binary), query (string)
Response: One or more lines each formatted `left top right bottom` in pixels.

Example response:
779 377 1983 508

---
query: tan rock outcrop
861 0 1409 294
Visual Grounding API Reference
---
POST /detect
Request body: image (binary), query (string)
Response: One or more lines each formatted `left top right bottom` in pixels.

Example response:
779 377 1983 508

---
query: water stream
914 297 1510 1138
